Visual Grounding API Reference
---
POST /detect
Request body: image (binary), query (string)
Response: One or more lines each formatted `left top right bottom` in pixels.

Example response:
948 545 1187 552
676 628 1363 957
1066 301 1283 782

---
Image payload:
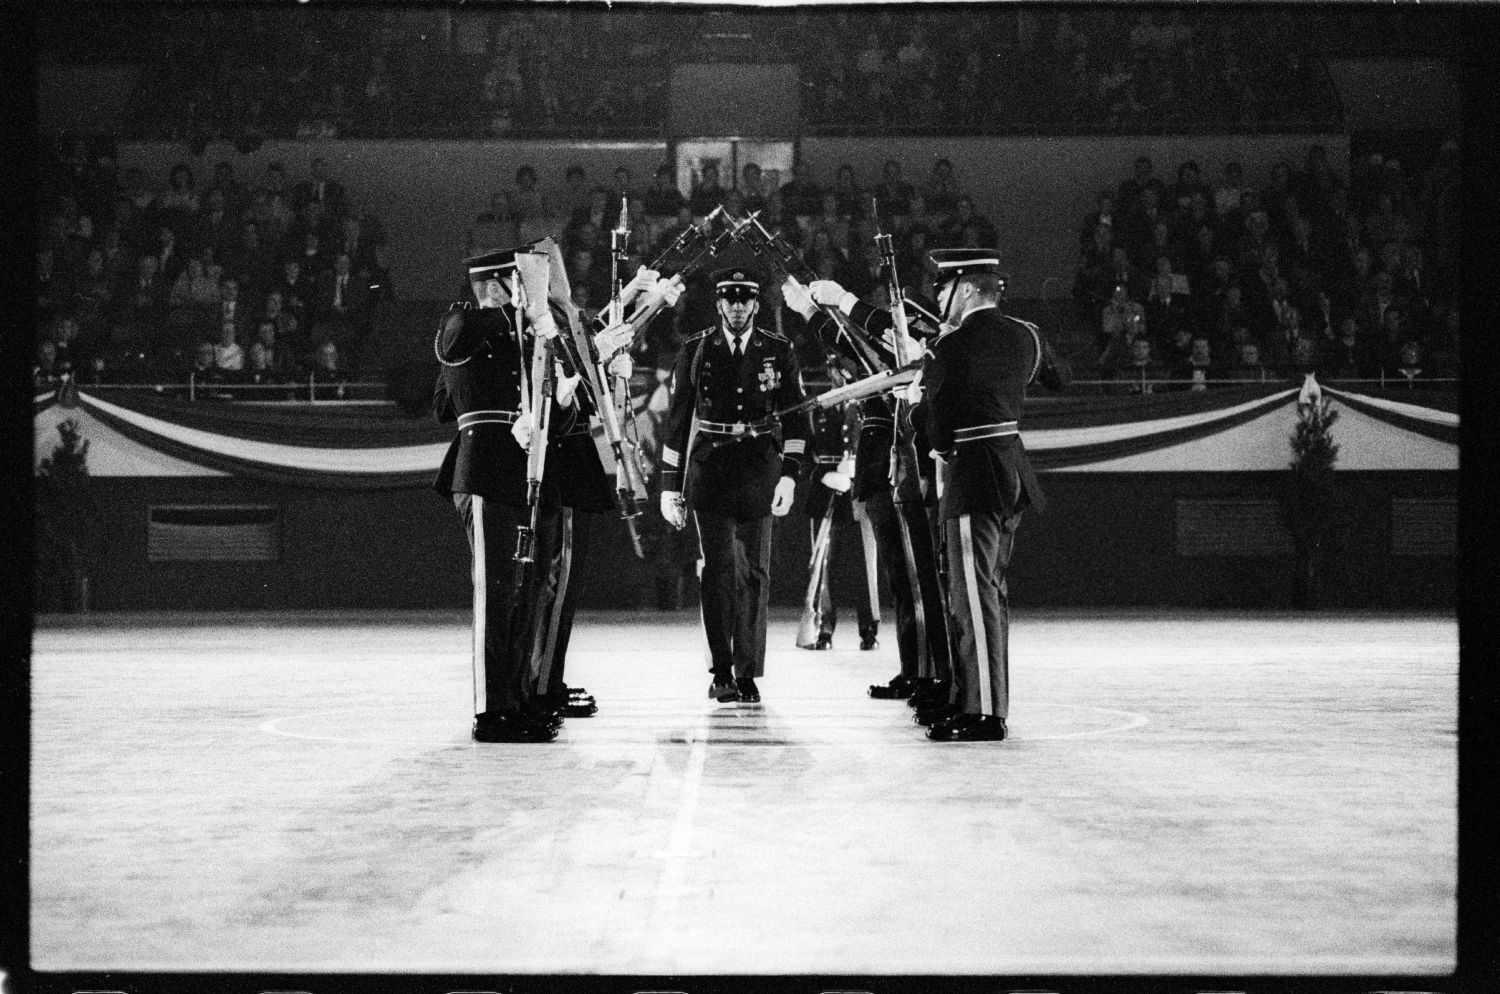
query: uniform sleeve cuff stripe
663 447 681 467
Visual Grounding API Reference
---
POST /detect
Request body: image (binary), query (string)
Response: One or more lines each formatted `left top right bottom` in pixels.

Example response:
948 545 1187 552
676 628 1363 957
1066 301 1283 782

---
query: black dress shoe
812 633 833 650
913 702 961 727
473 711 559 743
736 677 760 703
859 627 879 650
926 713 1007 742
544 693 596 719
907 679 951 709
523 701 566 729
868 674 916 699
709 679 740 702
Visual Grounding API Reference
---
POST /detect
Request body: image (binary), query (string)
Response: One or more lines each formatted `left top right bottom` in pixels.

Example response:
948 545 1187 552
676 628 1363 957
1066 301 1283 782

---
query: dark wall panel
49 471 1454 613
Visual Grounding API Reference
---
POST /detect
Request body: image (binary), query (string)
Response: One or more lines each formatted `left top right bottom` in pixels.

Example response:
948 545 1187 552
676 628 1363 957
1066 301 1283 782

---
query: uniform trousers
528 508 592 698
807 494 880 641
943 509 1021 718
453 493 571 715
694 510 774 681
865 489 952 682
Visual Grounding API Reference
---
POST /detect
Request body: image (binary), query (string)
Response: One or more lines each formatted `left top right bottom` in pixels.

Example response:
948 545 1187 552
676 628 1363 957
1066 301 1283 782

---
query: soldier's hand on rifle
608 353 634 379
820 470 852 493
528 307 560 340
771 476 796 517
511 416 533 451
622 266 660 306
594 321 633 358
781 276 817 319
660 490 686 530
555 364 582 407
902 370 925 405
654 276 684 307
882 327 923 362
810 279 857 312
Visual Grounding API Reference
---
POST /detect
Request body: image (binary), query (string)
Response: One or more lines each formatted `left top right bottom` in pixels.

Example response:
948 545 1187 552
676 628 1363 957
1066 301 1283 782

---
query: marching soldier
916 247 1066 742
658 268 811 703
782 277 953 706
433 246 654 742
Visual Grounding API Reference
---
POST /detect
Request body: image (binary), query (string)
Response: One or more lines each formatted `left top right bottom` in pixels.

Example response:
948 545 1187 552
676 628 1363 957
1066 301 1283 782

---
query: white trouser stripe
533 508 574 694
858 513 881 623
471 494 487 715
959 515 993 715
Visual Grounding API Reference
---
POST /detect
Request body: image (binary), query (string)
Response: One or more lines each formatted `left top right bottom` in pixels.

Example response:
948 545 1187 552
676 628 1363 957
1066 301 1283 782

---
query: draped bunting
33 382 1459 488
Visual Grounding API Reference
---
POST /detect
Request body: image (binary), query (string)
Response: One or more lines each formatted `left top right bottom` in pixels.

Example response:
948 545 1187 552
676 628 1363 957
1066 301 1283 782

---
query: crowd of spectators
1071 139 1460 392
90 6 1340 143
35 138 394 391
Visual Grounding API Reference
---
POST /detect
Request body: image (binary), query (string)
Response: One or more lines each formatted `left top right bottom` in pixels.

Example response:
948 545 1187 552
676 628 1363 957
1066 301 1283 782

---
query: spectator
243 340 292 388
1144 254 1192 342
35 340 62 388
546 164 592 229
304 340 349 398
293 155 347 218
777 162 821 221
70 248 117 342
205 276 253 350
155 162 200 231
183 340 224 385
113 254 169 351
643 163 685 220
1098 281 1147 361
1179 335 1216 391
1225 340 1270 383
1321 316 1376 380
873 158 914 219
687 161 726 217
1079 188 1117 249
1112 337 1168 395
211 321 245 375
939 194 997 249
271 257 313 326
309 250 368 356
1388 339 1437 390
831 163 864 218
922 158 961 216
739 162 768 216
226 220 276 297
150 223 189 289
1212 160 1249 224
1116 155 1166 216
167 255 222 333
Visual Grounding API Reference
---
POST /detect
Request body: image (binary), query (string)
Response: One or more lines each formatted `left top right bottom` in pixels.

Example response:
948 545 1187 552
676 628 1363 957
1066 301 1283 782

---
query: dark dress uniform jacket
432 302 613 512
924 306 1046 522
659 325 810 521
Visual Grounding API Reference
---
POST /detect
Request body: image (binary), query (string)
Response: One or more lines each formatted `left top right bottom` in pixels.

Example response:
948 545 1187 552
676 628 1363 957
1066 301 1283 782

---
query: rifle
537 236 648 556
512 251 558 589
775 361 920 417
734 210 889 377
795 494 839 649
872 197 924 502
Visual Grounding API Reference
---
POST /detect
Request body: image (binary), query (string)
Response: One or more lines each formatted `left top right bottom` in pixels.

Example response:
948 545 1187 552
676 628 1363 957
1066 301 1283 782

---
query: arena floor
29 607 1456 978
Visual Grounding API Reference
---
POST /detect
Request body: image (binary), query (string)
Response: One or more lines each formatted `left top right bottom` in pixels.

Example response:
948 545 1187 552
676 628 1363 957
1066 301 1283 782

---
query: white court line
257 702 1148 745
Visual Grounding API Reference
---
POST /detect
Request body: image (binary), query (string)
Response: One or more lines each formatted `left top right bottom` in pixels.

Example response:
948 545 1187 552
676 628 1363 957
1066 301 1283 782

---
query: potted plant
1280 375 1347 608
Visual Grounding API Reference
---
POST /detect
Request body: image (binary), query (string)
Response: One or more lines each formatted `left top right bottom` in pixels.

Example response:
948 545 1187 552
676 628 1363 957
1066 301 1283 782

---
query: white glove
781 276 817 319
882 327 923 362
821 471 852 493
902 379 925 405
528 308 560 340
608 353 634 379
836 456 855 477
771 475 796 516
931 452 947 500
555 365 582 407
809 279 848 308
655 275 684 307
594 320 633 358
622 266 660 305
660 491 686 529
511 416 533 450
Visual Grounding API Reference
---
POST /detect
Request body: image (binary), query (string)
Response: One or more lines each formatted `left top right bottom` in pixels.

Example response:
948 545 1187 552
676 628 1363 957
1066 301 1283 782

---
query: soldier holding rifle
432 244 671 742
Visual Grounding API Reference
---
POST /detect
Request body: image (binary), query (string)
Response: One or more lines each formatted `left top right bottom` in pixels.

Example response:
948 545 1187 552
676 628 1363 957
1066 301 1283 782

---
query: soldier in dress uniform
658 268 811 703
433 246 639 742
917 247 1060 742
799 394 881 652
782 277 953 705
